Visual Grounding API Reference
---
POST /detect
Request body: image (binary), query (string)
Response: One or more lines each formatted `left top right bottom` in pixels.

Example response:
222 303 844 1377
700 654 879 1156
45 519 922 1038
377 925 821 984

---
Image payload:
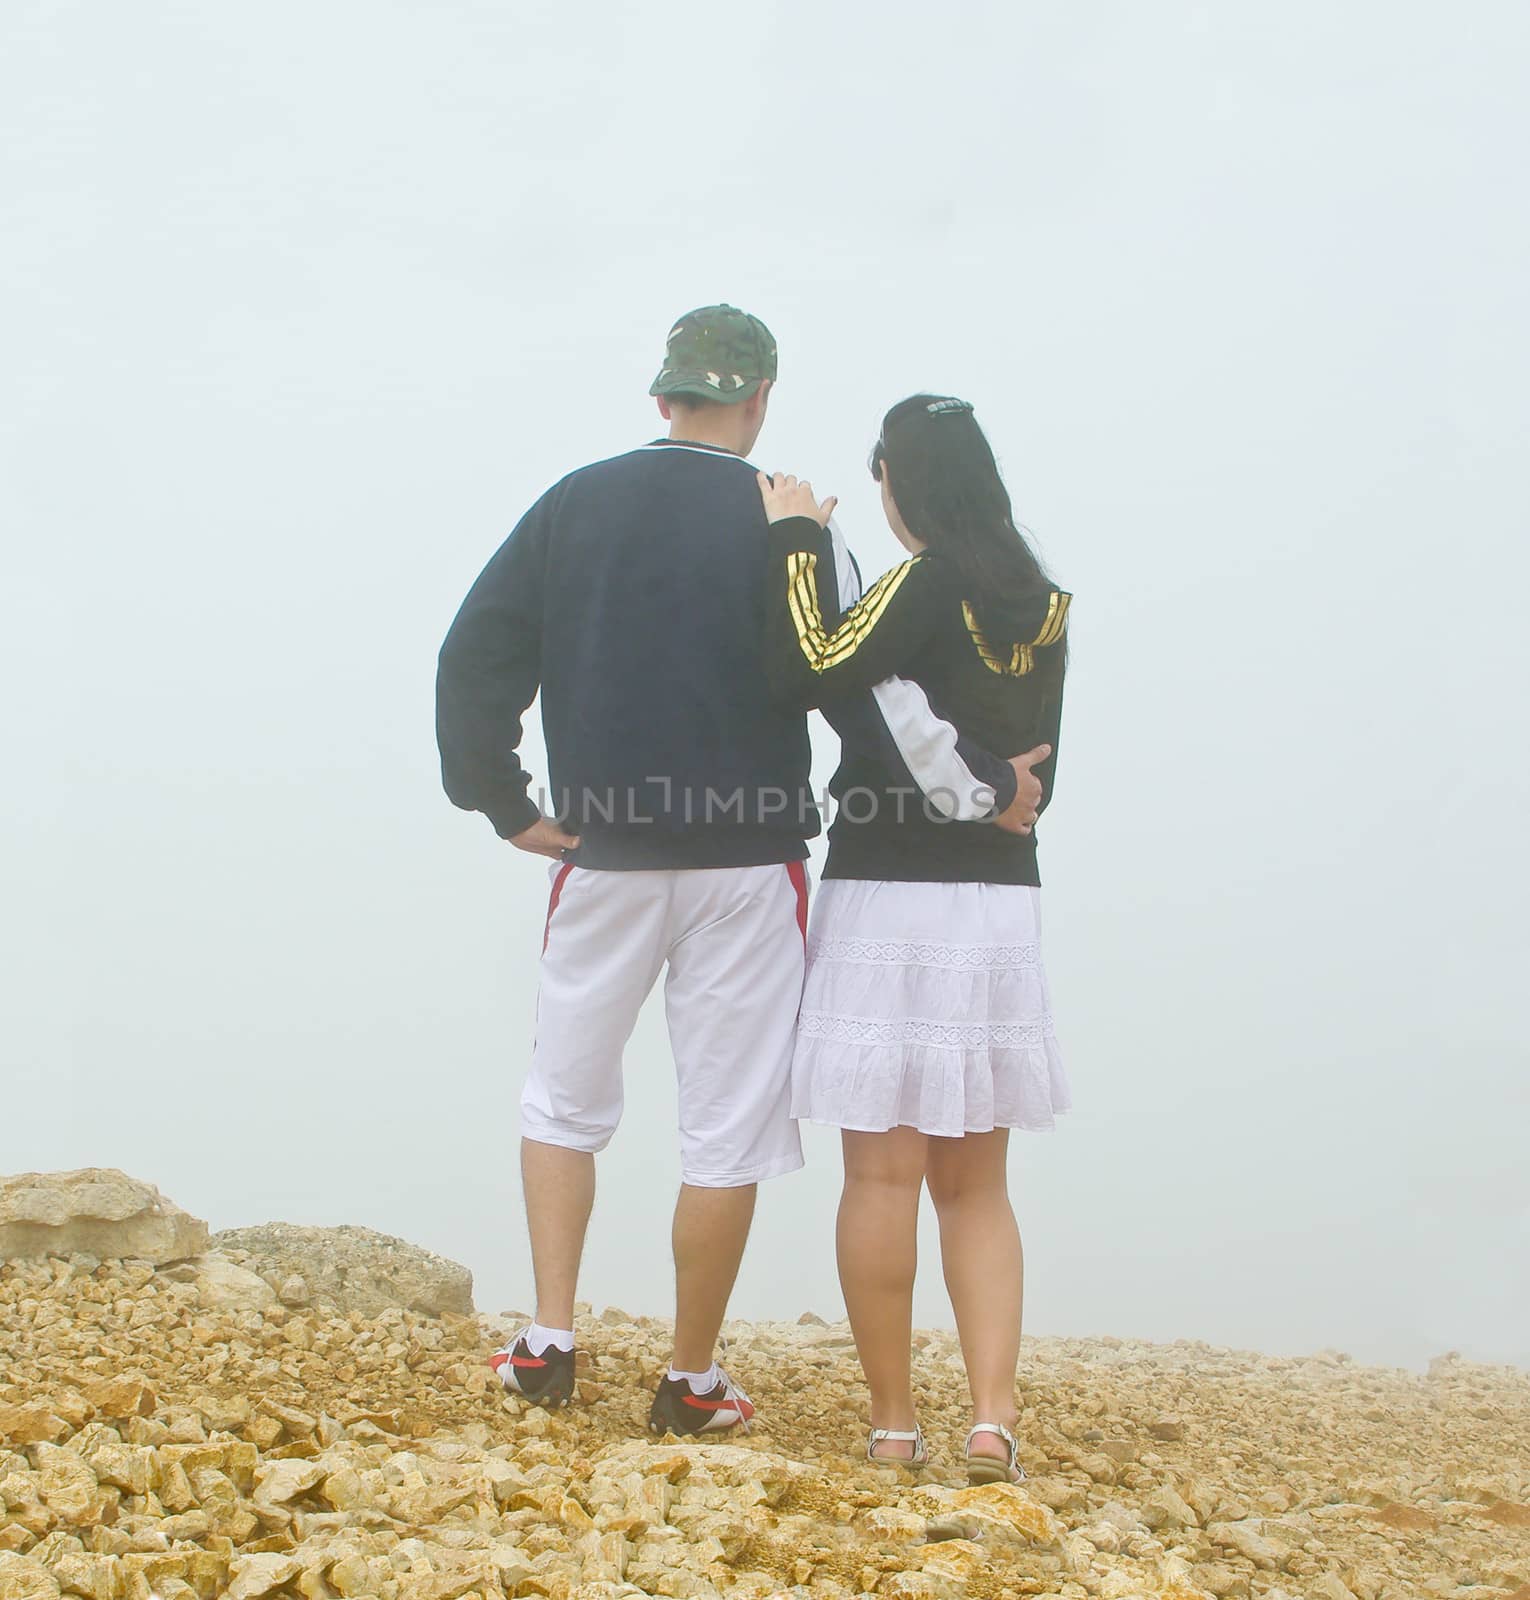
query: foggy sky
3 0 1526 1372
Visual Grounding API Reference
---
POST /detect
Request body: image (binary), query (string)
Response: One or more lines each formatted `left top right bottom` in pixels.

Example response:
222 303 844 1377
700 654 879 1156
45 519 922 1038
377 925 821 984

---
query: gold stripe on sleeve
785 552 918 675
963 601 1028 676
963 590 1070 675
786 551 818 654
1031 591 1071 648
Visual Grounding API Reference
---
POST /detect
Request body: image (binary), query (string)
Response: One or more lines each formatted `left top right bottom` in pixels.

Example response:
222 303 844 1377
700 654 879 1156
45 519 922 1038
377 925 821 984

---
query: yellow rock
41 1394 90 1431
253 1457 324 1506
224 1554 301 1600
33 1447 104 1526
560 1495 596 1530
0 1555 62 1600
917 1537 990 1586
855 1506 928 1543
0 1407 69 1447
246 1415 283 1450
258 1399 318 1439
114 1554 198 1597
191 1463 238 1506
879 1570 962 1600
318 1465 369 1511
81 1441 154 1497
326 1554 376 1597
38 1553 114 1600
574 1530 630 1584
217 1438 260 1493
79 1378 156 1420
946 1483 1063 1544
152 1459 193 1515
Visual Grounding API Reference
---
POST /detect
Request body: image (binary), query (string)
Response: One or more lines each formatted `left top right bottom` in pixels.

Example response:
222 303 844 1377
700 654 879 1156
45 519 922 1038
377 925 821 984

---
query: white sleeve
825 517 1000 822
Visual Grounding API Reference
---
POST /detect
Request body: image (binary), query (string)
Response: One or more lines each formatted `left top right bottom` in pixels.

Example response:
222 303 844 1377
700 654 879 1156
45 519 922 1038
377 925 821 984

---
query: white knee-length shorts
521 861 809 1187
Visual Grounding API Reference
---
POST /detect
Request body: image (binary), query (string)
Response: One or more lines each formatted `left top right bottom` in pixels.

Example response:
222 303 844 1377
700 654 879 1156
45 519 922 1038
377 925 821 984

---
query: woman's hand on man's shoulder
758 471 838 527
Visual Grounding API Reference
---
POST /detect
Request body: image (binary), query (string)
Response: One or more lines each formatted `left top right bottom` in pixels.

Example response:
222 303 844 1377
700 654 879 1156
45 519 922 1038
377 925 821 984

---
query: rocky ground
1 1174 1527 1600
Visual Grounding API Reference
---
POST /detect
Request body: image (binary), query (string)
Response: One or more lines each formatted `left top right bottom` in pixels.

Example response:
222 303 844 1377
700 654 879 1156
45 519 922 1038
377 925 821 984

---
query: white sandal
867 1424 928 1469
965 1421 1024 1485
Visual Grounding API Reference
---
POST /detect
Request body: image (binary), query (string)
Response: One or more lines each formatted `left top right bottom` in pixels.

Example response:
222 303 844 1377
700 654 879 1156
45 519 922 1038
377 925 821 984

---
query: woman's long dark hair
871 394 1056 648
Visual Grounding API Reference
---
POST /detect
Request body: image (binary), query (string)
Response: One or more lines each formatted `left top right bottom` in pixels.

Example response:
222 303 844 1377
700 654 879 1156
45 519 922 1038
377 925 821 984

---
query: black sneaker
647 1367 756 1437
488 1330 576 1410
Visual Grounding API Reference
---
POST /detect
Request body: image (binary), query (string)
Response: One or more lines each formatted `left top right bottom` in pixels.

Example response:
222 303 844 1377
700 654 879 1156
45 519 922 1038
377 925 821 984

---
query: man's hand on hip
510 816 582 859
993 745 1052 836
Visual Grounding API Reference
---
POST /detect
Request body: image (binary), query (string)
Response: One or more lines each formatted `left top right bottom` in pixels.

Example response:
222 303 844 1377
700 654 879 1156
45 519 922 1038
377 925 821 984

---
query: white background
3 1 1526 1370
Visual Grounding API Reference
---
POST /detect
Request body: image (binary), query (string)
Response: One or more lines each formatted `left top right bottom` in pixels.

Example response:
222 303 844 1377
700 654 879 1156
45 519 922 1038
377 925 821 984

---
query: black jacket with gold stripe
435 441 1022 869
766 514 1070 885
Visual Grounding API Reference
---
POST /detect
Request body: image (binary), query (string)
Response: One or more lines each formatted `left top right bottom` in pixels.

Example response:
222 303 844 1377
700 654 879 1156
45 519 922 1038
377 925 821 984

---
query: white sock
668 1361 721 1395
524 1321 575 1356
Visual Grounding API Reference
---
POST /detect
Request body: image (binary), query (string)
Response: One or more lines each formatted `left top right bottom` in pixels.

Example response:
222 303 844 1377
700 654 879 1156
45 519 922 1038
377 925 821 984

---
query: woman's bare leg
925 1130 1023 1459
838 1127 927 1458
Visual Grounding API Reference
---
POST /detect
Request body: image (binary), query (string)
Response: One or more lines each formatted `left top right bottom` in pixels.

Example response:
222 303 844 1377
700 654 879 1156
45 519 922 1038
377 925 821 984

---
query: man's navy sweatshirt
435 440 1018 871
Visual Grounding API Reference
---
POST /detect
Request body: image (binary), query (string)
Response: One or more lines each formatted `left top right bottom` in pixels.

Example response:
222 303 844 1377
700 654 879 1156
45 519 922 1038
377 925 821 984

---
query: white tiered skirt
791 879 1070 1138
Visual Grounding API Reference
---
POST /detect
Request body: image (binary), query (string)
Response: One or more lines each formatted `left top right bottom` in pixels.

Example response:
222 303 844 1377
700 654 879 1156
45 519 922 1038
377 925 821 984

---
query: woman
758 396 1070 1484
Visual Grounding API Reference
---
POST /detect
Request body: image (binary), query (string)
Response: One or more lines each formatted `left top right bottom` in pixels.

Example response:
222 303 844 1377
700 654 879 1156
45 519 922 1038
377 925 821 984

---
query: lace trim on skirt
806 936 1041 970
796 1012 1056 1051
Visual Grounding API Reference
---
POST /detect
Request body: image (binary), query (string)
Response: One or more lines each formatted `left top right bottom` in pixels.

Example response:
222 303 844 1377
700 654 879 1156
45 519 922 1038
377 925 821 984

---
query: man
436 305 1046 1436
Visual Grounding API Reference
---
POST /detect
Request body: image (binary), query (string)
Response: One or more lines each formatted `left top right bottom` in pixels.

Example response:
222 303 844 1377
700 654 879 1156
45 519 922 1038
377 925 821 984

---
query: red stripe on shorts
542 863 573 952
787 860 808 944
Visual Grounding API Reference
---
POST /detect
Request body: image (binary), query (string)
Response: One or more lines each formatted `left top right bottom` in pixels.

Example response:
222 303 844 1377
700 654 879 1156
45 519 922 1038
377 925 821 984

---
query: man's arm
436 490 564 844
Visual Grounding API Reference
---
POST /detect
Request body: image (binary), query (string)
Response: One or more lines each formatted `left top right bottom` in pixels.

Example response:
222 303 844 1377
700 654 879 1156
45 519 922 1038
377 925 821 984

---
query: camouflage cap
649 304 778 404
